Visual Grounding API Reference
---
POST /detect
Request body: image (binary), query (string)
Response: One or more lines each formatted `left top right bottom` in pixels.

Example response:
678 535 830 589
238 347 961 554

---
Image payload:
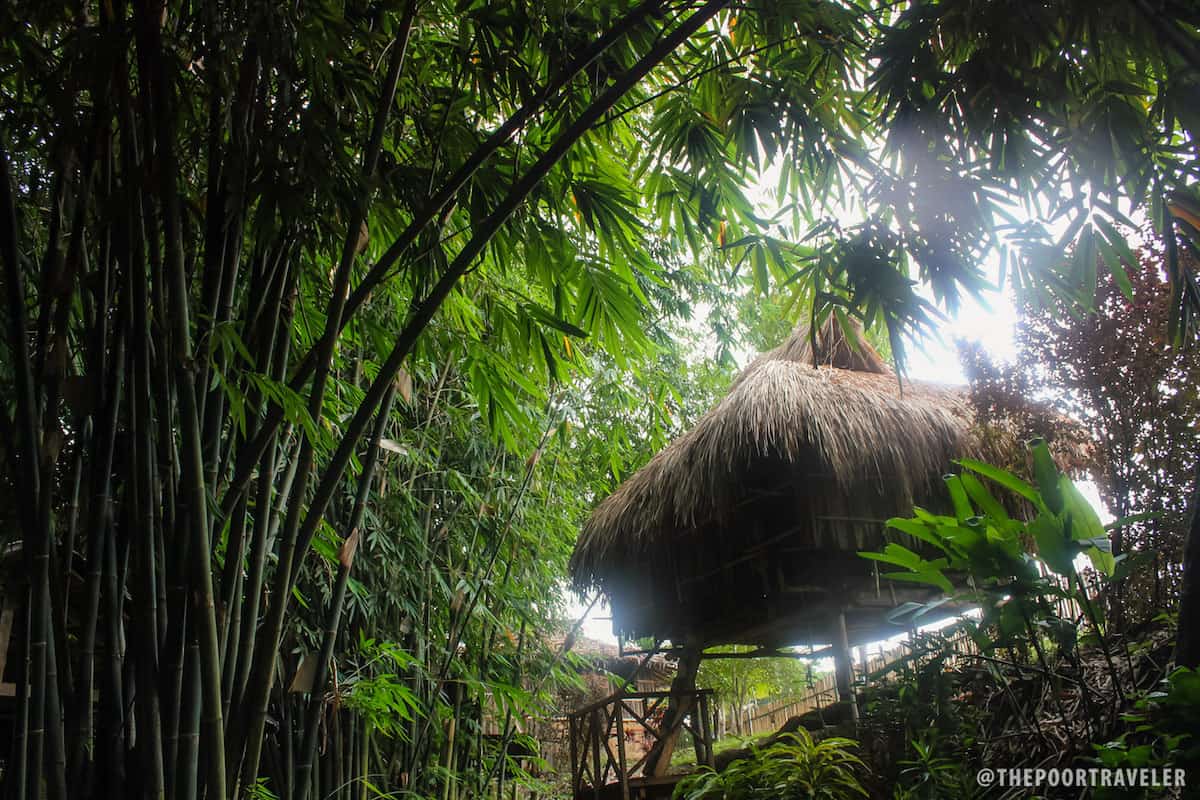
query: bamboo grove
3 1 1200 799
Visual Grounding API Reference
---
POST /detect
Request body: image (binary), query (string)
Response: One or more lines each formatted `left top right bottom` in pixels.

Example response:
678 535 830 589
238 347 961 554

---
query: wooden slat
568 688 718 792
0 605 13 682
0 603 14 699
614 701 630 800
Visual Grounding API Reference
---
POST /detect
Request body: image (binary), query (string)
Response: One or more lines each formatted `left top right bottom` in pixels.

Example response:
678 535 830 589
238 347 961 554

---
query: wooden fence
742 627 987 736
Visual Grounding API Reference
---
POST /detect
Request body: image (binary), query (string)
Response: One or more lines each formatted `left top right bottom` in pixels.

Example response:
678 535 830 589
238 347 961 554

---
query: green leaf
1059 476 1105 542
1029 513 1075 576
957 458 1040 506
959 472 1010 524
1094 216 1136 300
881 570 954 594
523 304 590 339
884 518 949 553
943 474 973 520
1029 440 1062 514
1085 546 1116 578
858 542 924 570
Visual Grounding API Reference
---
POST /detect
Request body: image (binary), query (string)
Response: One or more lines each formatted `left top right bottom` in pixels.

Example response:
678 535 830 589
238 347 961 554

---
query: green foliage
1090 667 1200 798
698 648 820 736
673 730 868 800
341 639 424 739
893 737 979 800
244 778 280 800
857 629 985 795
4 0 1200 798
860 445 1186 794
863 440 1118 654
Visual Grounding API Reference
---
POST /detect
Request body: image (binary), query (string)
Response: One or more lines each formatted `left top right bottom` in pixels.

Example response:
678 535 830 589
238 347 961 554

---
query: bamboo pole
133 4 228 796
232 12 416 785
295 384 398 800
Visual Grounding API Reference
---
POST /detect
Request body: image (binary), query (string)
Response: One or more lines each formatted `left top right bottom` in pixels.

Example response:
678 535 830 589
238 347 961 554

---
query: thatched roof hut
550 633 675 686
570 322 1038 651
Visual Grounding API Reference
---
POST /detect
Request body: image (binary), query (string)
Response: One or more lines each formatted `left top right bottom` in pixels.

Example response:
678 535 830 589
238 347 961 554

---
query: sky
906 284 1019 384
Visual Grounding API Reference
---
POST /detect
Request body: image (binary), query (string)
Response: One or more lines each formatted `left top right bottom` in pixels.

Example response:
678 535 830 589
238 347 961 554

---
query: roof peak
764 317 890 374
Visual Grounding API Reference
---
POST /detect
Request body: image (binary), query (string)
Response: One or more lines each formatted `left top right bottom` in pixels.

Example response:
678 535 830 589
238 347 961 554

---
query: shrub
673 730 868 800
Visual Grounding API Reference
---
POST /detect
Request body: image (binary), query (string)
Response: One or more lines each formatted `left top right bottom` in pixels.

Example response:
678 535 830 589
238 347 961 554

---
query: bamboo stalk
100 512 128 795
216 0 674 516
0 143 42 800
218 499 248 666
42 603 67 800
295 383 398 800
178 644 202 800
68 297 126 786
231 15 416 785
9 588 32 800
133 5 228 797
32 426 65 800
230 280 296 715
129 298 166 799
281 671 294 800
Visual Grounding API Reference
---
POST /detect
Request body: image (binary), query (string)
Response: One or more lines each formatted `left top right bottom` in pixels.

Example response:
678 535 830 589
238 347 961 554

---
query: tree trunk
1174 455 1200 667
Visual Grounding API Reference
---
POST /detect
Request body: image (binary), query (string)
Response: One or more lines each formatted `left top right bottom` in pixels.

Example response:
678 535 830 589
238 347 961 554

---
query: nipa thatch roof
570 322 1052 649
549 633 675 684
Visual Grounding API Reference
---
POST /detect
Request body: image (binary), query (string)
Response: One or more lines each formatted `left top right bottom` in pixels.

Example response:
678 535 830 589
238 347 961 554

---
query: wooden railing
566 689 715 800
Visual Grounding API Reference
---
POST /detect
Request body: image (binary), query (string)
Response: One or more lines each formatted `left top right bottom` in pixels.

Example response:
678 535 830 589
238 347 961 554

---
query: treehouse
564 320 1074 797
570 321 1003 655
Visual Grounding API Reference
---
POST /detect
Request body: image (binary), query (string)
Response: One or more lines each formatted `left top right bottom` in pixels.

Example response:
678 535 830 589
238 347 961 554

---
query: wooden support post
645 644 700 776
614 701 629 800
590 709 602 800
568 715 580 796
833 609 859 724
698 691 714 767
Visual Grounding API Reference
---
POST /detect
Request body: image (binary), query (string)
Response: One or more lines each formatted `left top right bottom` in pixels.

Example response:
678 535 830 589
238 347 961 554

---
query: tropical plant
862 440 1118 653
857 630 983 789
1089 666 1200 799
673 730 868 800
963 235 1200 625
858 442 1187 790
893 736 977 800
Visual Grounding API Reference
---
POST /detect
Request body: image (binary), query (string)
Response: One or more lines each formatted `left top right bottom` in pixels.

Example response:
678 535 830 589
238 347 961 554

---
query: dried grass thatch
570 322 1077 649
549 633 675 684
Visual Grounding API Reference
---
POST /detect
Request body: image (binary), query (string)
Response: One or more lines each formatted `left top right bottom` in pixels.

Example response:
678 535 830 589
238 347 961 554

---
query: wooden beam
0 604 13 681
699 646 834 661
833 609 859 724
